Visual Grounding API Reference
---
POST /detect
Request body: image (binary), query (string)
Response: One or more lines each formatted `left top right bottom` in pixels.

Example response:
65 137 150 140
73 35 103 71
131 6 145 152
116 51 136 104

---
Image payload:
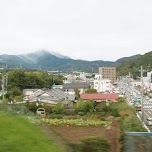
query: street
118 78 152 132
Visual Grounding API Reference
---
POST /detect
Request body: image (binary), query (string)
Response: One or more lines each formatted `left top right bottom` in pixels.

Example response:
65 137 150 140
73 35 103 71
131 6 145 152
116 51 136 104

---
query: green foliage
75 100 95 114
80 137 111 152
48 114 63 119
121 115 146 132
14 96 23 102
85 87 97 93
96 102 120 117
4 69 63 100
75 100 86 114
41 118 110 127
74 88 80 100
117 51 152 78
117 97 126 102
52 103 64 114
85 100 95 113
25 102 38 113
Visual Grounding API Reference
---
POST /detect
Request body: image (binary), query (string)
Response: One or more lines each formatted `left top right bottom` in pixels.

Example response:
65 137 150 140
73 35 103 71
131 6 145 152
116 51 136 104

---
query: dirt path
38 125 71 152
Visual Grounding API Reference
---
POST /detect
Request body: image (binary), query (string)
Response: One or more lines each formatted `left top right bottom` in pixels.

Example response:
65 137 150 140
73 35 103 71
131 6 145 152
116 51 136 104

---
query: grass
0 112 65 152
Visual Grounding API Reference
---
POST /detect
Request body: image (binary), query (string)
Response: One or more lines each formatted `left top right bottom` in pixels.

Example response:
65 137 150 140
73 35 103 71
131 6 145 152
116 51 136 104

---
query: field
39 117 121 152
0 111 121 152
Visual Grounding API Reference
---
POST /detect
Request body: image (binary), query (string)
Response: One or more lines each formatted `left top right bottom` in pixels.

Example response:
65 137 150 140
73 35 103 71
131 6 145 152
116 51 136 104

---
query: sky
0 0 152 61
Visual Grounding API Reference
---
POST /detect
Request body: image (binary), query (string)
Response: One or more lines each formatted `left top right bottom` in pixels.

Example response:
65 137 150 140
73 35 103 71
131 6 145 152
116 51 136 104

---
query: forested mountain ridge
0 50 141 72
116 51 152 78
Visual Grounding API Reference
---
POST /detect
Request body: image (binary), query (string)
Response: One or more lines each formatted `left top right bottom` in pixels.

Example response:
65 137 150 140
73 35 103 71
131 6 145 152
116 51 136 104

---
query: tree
52 102 64 114
85 100 95 113
75 100 86 114
85 87 97 93
74 88 80 100
117 97 126 102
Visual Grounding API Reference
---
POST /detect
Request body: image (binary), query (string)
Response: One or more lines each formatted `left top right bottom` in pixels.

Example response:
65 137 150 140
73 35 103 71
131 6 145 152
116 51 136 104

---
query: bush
63 109 76 115
121 115 146 132
80 137 111 152
48 114 63 119
25 102 38 113
52 102 64 114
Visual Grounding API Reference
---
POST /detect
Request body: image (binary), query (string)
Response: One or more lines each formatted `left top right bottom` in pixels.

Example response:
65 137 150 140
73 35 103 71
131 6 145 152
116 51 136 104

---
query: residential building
63 82 92 94
99 67 116 84
23 88 75 104
94 74 112 93
80 93 118 104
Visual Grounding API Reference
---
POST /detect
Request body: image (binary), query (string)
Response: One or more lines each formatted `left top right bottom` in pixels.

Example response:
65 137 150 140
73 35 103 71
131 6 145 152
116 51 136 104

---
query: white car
148 98 152 102
146 96 150 100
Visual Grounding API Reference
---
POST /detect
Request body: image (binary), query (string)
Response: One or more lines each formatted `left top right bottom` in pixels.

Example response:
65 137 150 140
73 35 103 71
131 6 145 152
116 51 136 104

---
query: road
118 78 152 131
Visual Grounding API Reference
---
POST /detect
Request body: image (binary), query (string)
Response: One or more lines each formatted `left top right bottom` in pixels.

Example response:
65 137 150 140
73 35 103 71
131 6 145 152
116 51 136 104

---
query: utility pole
1 74 5 101
5 73 8 93
141 66 144 122
129 72 131 103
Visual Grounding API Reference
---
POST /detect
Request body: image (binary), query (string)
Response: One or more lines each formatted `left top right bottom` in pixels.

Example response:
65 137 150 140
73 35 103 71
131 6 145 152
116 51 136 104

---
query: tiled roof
63 82 92 89
80 93 118 100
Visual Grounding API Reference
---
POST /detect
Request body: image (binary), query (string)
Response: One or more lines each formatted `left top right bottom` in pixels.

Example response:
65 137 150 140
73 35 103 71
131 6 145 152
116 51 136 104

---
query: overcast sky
0 0 152 61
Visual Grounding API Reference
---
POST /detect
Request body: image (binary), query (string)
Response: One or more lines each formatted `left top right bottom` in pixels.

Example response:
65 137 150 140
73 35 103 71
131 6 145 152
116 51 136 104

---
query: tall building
94 74 112 93
99 67 116 84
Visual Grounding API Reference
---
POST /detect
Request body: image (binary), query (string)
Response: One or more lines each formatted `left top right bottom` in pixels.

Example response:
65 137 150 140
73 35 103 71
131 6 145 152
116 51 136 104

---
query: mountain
115 54 142 64
0 50 141 72
117 51 152 78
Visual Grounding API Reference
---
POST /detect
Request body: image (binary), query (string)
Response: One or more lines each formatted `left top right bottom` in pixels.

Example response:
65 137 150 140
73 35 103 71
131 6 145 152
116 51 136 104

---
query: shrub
121 115 146 132
52 102 64 114
63 109 76 115
80 137 111 152
48 114 63 119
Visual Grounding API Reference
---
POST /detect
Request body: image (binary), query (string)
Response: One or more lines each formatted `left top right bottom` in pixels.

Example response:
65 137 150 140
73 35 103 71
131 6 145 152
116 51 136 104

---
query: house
23 89 43 96
63 82 93 94
52 84 63 89
23 88 75 104
80 93 118 105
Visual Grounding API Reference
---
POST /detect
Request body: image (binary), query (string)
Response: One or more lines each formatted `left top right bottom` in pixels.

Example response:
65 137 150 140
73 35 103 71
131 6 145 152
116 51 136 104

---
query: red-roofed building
80 93 118 104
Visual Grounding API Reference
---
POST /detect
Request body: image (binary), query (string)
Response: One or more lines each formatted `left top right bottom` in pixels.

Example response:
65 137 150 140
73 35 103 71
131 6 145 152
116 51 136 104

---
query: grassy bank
0 112 65 152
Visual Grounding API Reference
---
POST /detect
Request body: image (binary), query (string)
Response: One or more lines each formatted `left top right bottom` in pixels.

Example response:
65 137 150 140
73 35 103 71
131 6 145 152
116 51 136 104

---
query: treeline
0 69 64 101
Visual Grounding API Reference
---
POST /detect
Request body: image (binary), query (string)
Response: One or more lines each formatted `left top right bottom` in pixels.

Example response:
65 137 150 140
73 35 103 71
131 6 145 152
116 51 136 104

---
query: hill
0 50 141 72
116 51 152 78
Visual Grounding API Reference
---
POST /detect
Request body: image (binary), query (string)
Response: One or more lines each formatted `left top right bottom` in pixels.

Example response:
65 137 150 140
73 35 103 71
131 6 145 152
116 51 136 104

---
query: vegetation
0 69 64 102
85 87 97 93
0 112 65 152
69 137 111 152
40 118 110 127
80 137 111 152
117 51 152 78
74 99 95 115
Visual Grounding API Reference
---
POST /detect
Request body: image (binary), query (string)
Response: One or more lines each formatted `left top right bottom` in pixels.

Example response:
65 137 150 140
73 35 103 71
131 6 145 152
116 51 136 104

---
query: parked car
147 118 152 125
146 96 150 100
36 108 46 117
148 98 152 102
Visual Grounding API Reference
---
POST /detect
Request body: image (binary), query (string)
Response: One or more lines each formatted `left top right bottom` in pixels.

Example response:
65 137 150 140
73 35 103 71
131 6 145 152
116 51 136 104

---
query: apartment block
99 67 116 84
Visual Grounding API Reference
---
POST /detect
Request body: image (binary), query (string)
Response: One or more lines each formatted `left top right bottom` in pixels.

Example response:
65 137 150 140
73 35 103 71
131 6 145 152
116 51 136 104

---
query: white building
94 74 112 93
131 71 152 91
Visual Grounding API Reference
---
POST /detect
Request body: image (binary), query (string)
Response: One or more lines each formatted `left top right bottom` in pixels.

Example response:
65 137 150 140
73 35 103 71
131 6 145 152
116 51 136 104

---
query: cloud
0 0 151 61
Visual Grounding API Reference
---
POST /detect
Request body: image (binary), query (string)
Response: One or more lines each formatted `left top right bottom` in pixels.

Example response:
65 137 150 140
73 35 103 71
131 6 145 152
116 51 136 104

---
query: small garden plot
40 118 111 127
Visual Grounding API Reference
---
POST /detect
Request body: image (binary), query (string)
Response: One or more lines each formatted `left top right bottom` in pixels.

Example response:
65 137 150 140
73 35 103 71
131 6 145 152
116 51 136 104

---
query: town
1 63 152 151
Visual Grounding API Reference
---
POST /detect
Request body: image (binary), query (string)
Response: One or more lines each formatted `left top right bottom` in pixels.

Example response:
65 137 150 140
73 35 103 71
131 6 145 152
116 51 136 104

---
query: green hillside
117 51 152 78
0 112 65 152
